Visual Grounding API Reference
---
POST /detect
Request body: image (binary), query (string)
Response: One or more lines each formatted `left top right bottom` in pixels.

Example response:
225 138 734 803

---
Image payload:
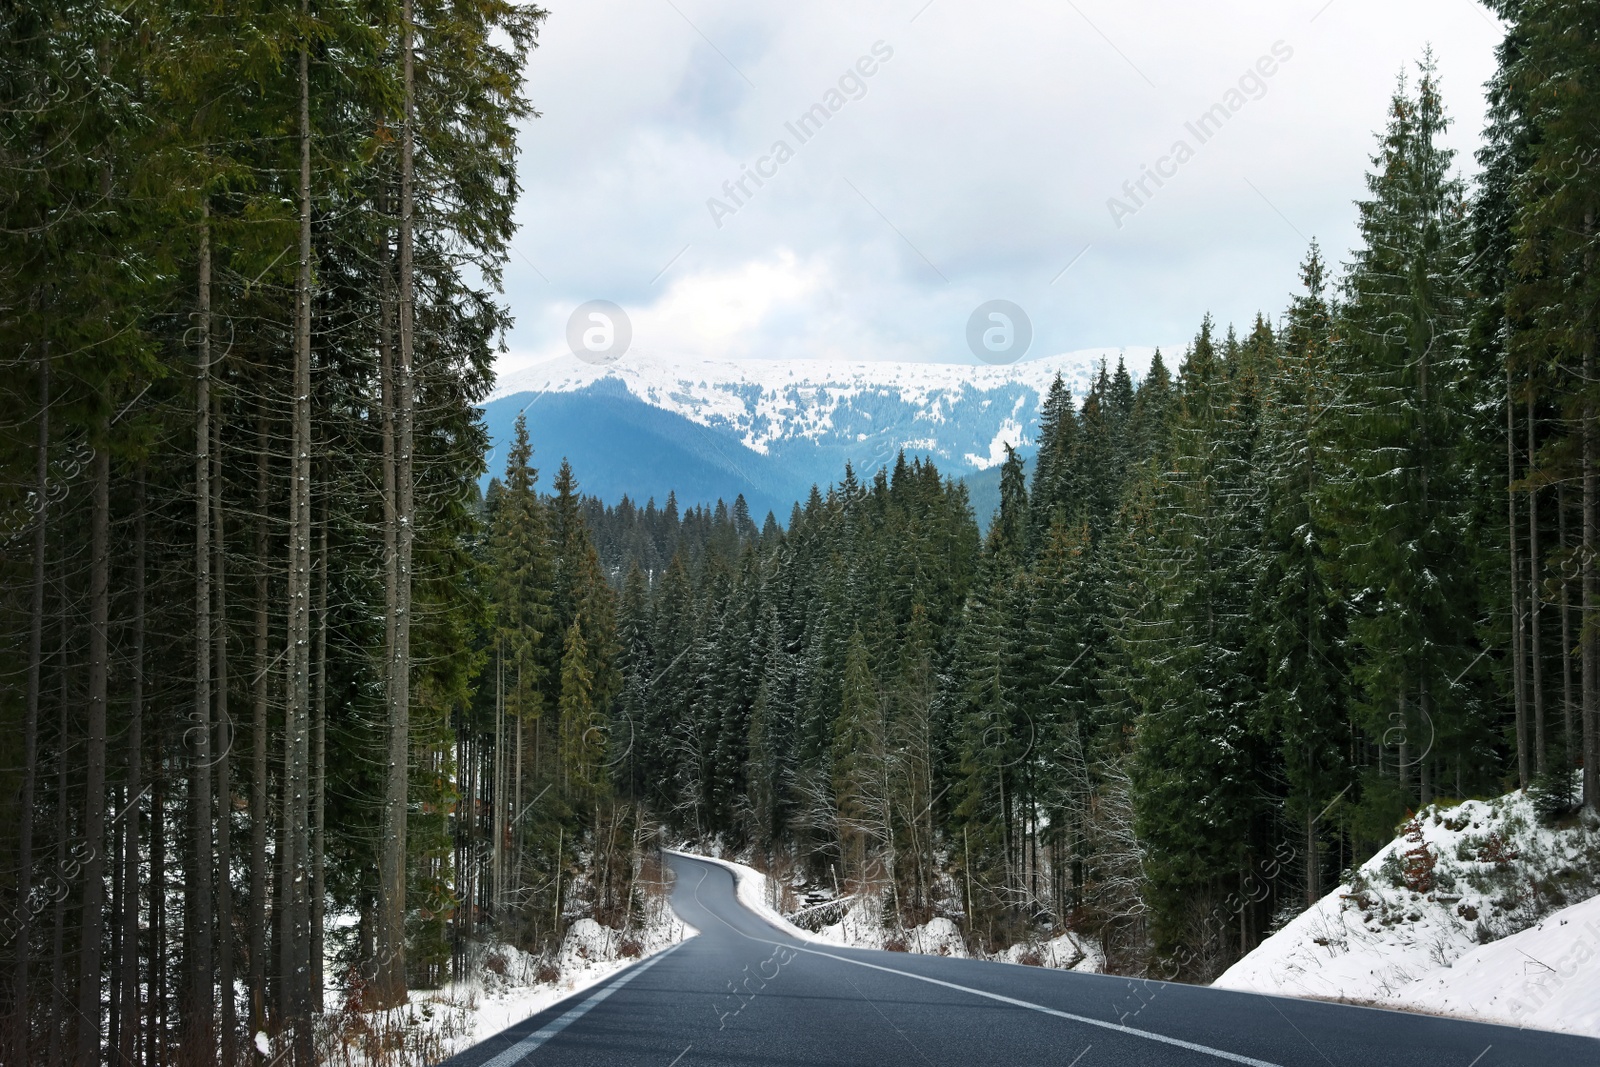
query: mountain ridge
484 348 1164 521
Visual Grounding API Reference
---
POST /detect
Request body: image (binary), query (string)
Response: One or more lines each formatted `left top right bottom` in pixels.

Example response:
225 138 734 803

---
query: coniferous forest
3 1 1600 1064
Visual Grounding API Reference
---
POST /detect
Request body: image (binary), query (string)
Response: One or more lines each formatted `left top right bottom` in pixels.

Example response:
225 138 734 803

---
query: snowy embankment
667 848 1101 972
317 862 696 1066
424 915 695 1063
1215 785 1600 1038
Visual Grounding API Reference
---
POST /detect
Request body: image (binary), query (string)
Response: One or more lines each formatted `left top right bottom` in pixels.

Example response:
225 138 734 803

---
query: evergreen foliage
4 11 1600 1063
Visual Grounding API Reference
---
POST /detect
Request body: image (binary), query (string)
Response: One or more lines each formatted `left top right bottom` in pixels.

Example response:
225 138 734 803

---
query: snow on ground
668 847 1101 972
428 915 695 1062
1215 783 1600 1038
663 848 822 942
314 864 696 1065
1392 892 1600 1035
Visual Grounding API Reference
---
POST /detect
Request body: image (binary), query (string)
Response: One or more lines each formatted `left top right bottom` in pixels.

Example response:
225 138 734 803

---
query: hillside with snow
492 349 1156 459
1214 783 1600 1039
483 349 1161 520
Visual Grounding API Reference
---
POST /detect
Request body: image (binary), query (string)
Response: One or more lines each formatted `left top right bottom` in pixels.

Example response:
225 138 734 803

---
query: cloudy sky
497 0 1503 380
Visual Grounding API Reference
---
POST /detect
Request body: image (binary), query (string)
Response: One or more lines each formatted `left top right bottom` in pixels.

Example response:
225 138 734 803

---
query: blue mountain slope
485 383 1034 524
481 379 801 519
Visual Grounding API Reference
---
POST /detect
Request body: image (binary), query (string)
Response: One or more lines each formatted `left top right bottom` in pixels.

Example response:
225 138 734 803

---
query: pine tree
832 629 884 884
1126 317 1272 970
1320 59 1487 822
1030 374 1081 540
558 619 602 796
1257 245 1352 905
1498 0 1600 808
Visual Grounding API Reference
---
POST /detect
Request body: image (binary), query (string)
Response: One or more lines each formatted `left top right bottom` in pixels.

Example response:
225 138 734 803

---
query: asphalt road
439 852 1599 1067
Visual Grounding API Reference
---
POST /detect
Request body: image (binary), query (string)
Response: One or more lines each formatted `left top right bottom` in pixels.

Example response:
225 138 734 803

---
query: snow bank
445 914 691 1055
805 894 969 956
663 848 823 942
1392 893 1600 1035
668 848 1101 972
424 911 694 1063
994 929 1104 973
1215 784 1600 1038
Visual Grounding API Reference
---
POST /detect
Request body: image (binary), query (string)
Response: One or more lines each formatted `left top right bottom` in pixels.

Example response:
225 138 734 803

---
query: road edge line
666 853 1283 1067
476 939 686 1067
777 942 1286 1067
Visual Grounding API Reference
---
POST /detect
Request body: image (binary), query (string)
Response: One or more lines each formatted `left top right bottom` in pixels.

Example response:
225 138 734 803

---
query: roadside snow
449 920 689 1056
1392 892 1600 1035
667 848 1101 972
662 848 822 942
1215 785 1600 1039
427 914 695 1062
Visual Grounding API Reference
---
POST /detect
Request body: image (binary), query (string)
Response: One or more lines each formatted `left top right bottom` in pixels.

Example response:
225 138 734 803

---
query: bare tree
13 353 47 1063
376 0 418 1006
117 470 145 1067
186 201 216 1062
77 418 110 1066
1508 370 1528 789
248 401 270 1055
279 15 316 1057
213 385 236 1061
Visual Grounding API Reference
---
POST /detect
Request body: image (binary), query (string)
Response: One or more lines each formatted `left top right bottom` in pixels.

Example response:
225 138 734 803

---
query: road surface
439 852 1598 1067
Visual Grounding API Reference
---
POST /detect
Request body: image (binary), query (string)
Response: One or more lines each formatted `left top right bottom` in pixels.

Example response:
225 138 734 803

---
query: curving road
440 852 1599 1067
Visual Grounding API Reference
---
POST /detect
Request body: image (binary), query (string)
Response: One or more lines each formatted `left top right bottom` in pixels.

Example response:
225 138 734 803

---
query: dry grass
312 988 476 1067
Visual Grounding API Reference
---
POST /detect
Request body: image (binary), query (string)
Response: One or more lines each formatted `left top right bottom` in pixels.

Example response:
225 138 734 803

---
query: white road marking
779 942 1285 1067
478 941 685 1067
667 855 1285 1067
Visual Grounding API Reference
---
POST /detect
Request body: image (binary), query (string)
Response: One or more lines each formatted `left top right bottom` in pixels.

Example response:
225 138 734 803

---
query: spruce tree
1320 59 1487 823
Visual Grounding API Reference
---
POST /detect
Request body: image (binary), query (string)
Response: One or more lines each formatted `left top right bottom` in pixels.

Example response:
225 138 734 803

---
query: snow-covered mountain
484 348 1160 520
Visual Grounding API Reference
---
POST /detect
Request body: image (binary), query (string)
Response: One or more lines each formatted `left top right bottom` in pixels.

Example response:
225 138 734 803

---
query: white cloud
639 250 825 355
498 0 1503 382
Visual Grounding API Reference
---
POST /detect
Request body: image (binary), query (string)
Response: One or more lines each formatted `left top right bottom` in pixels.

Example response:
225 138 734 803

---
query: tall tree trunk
1508 369 1529 788
13 353 47 1063
282 20 316 1058
493 646 504 922
76 426 111 1066
1580 254 1593 812
118 472 145 1067
311 513 327 1011
48 573 71 1066
213 389 236 1062
1304 807 1318 908
1561 482 1576 766
249 402 270 1056
187 204 216 1063
376 0 417 1005
1585 230 1598 812
515 699 523 915
1586 207 1599 812
1529 393 1546 776
108 722 123 1063
148 753 166 1067
1397 691 1411 802
376 198 398 988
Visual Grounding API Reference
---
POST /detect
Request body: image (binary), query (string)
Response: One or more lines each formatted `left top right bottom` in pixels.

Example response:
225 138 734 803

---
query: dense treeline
4 2 1600 1065
0 1 548 1063
605 28 1600 979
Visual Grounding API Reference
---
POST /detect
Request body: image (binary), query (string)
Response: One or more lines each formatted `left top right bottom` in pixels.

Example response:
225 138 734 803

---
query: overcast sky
496 0 1503 380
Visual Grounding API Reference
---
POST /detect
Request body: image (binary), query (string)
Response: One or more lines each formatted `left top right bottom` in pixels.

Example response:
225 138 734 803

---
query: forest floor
424 914 693 1064
668 846 1103 973
314 865 695 1067
1215 780 1600 1038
